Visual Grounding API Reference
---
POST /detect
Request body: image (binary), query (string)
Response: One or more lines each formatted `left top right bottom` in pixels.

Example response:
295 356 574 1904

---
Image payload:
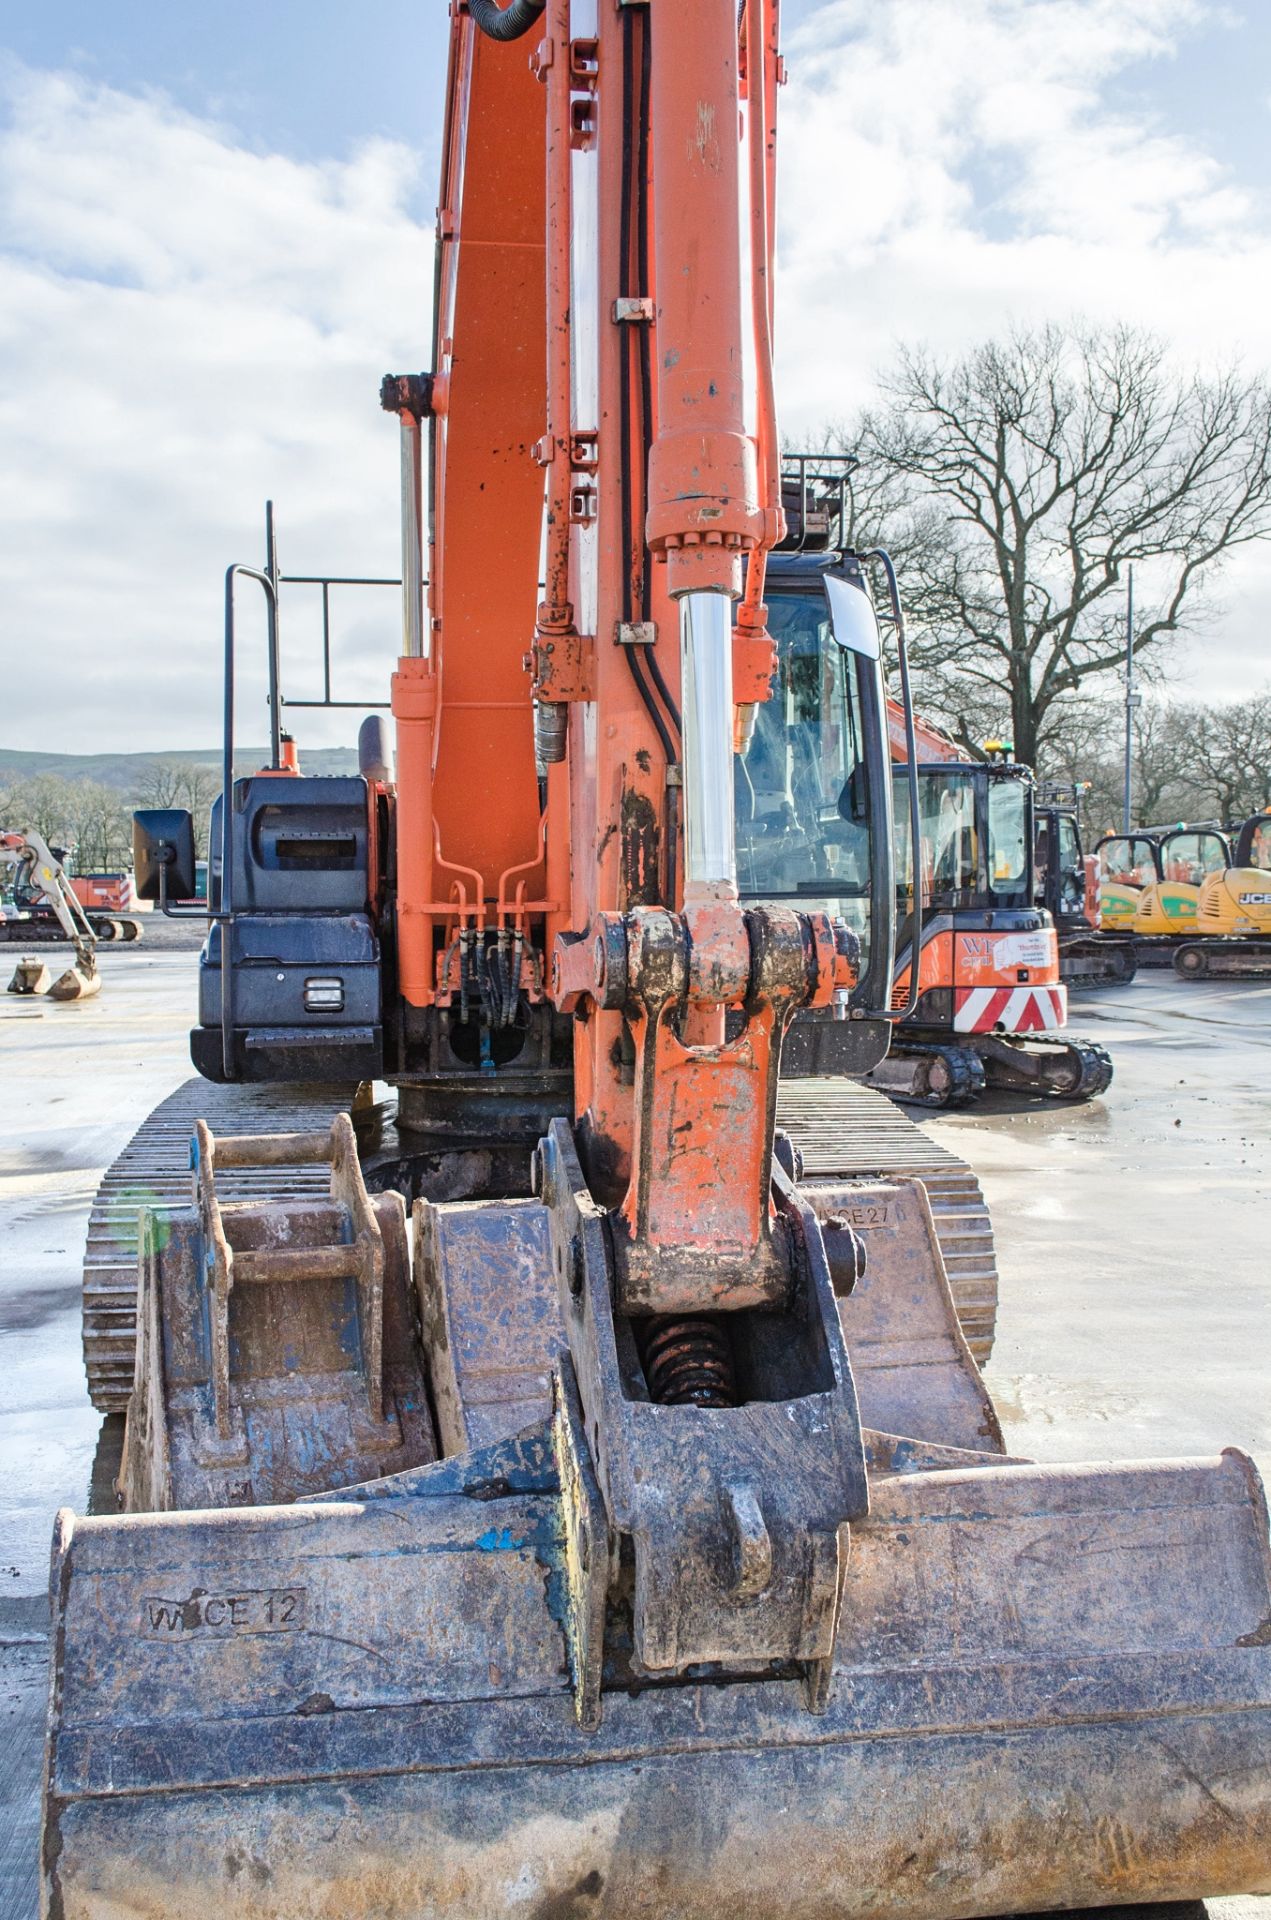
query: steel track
83 1072 1001 1409
777 1077 1000 1363
82 1078 359 1410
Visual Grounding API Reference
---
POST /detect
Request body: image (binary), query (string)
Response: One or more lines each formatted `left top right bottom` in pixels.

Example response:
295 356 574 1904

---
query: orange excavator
44 4 1271 1915
867 754 1114 1105
735 469 1110 1107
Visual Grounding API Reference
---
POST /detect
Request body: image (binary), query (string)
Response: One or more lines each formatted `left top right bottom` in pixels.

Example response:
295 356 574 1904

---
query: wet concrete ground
0 951 1267 1917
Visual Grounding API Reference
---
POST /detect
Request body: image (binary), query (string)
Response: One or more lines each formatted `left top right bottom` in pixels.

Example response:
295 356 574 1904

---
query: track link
1059 935 1136 986
1054 1037 1114 1099
777 1077 1000 1363
1174 939 1271 980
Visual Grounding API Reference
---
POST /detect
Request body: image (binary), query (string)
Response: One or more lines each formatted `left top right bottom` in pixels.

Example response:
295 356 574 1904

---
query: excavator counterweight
41 1 1271 1914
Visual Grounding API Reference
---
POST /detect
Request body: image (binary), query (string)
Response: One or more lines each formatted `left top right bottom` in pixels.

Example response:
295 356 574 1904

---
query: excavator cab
1132 826 1230 936
1035 801 1137 985
1236 810 1271 870
735 550 897 1075
1035 802 1087 923
1096 830 1162 928
861 763 1113 1103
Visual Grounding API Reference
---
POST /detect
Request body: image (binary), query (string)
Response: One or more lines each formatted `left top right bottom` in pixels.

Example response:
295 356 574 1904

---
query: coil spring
642 1317 737 1408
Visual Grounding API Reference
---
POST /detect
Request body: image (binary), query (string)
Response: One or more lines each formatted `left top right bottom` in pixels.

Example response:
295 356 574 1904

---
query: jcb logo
1238 892 1271 906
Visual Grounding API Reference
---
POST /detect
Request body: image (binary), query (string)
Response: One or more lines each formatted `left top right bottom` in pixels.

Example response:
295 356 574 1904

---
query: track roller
867 1043 986 1109
1174 943 1210 979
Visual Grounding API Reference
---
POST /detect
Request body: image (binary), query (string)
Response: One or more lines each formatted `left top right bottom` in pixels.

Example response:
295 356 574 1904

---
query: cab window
987 777 1029 900
1161 832 1227 885
1043 813 1084 913
1248 820 1271 871
735 589 873 965
893 769 982 905
1099 836 1157 888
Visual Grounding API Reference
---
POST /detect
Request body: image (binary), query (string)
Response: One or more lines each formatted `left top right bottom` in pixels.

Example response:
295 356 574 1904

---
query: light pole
1122 564 1140 833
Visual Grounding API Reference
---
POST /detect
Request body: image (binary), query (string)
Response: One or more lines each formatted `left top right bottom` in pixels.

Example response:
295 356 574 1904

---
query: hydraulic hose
468 0 545 42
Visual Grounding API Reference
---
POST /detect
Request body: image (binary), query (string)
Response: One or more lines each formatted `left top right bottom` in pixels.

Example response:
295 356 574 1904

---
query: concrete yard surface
1 951 1268 1918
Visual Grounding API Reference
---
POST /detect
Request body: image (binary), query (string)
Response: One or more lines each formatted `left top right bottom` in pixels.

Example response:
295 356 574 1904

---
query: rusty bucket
42 1153 1271 1918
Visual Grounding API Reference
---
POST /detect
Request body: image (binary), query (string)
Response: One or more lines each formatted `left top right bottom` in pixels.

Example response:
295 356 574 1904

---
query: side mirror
825 571 881 659
133 809 196 902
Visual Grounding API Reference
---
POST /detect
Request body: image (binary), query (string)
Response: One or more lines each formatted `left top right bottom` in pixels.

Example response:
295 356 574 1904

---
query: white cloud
774 1 1271 697
2 9 1269 751
0 64 430 752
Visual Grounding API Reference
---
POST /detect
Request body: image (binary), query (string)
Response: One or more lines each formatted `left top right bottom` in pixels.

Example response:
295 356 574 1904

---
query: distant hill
0 746 359 792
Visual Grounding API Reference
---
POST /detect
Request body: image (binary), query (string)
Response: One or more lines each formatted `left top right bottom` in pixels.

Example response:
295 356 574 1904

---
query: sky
2 0 1270 753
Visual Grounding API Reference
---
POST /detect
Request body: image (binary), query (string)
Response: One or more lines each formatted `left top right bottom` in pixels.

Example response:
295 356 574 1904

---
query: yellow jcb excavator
1174 809 1271 977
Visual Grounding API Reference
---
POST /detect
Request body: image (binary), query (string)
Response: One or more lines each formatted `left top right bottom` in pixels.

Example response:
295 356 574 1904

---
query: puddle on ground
0 1283 83 1333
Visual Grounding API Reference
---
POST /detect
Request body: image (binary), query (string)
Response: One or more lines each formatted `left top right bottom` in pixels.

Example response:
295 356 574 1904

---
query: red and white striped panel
954 984 1067 1033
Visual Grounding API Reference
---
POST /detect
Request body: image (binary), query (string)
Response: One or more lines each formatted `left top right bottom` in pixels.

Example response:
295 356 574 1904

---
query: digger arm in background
1 829 100 996
885 696 964 763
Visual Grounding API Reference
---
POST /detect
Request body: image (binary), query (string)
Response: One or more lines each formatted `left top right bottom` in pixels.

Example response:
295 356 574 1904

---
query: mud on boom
46 2 1271 1916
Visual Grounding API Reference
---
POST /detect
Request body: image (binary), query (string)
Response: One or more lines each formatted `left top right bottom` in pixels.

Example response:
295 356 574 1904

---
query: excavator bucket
117 1117 436 1511
41 1426 1271 1918
47 963 102 1001
42 1148 1271 1918
7 956 52 994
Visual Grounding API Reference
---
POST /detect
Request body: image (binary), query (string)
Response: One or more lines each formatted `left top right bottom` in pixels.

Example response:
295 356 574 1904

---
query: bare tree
1022 690 1268 837
0 774 130 868
839 324 1271 765
1186 692 1271 825
134 759 220 856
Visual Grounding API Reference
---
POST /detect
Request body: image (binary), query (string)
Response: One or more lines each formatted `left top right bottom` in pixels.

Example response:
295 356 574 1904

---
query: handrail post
265 501 283 770
222 562 276 1081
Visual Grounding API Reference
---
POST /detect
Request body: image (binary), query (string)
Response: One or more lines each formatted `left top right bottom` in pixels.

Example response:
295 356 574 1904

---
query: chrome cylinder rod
400 411 424 658
679 589 737 892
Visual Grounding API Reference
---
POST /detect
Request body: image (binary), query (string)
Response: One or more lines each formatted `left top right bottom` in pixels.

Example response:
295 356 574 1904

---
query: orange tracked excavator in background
867 756 1114 1107
745 465 1111 1109
43 3 1271 1915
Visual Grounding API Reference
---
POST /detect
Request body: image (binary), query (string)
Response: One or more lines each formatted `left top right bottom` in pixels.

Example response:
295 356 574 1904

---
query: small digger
866 761 1113 1107
1096 824 1229 959
1 829 101 999
1173 809 1271 978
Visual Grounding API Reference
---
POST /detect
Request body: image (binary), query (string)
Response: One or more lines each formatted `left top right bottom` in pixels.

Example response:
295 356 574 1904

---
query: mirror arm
862 548 922 1026
154 854 211 921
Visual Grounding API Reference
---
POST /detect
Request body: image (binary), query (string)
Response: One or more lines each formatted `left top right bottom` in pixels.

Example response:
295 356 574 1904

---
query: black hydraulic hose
468 0 545 42
635 10 683 743
628 3 680 905
618 4 677 779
